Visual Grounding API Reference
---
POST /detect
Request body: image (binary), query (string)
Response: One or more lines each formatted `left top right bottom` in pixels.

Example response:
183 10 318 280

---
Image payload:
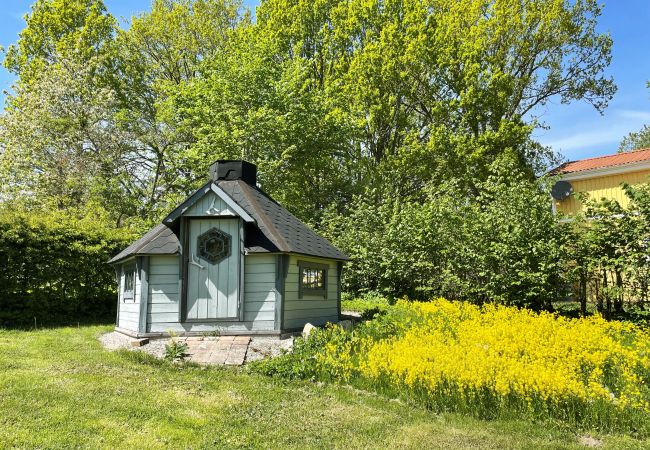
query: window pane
124 268 134 292
301 267 325 290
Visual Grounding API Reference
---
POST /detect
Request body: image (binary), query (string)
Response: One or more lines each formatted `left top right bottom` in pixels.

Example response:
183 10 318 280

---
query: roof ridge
234 181 292 252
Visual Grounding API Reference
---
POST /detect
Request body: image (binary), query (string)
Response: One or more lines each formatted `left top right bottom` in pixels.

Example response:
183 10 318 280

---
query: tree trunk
614 270 624 313
595 278 603 313
579 272 587 317
603 269 612 319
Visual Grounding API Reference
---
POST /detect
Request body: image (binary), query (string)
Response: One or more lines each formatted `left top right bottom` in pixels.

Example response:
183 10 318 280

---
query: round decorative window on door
197 227 231 264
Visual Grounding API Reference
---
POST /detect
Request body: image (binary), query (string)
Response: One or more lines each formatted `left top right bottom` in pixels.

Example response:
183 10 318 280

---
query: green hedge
0 212 134 327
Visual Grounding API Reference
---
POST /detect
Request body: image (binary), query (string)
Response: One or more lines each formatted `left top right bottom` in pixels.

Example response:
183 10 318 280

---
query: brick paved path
178 336 250 365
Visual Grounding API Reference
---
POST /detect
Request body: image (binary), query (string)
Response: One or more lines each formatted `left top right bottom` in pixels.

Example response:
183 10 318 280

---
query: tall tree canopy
178 0 615 217
1 0 615 227
3 0 115 82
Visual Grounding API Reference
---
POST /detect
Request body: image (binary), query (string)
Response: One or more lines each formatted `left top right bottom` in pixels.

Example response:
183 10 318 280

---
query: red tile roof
550 148 650 175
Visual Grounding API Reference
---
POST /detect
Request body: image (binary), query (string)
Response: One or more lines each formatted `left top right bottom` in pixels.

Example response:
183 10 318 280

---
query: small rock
338 319 354 332
302 323 316 339
130 338 149 347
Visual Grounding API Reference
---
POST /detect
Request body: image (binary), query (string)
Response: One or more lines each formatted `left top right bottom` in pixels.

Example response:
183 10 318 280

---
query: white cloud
617 109 650 122
536 108 650 158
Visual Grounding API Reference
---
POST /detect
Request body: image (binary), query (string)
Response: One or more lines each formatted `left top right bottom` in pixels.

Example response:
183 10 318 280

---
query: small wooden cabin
109 160 347 337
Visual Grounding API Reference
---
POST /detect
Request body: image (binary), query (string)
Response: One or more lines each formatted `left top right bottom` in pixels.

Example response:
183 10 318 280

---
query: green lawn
0 326 647 449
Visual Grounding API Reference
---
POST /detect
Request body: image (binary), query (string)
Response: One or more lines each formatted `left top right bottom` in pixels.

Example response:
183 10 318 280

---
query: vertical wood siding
146 254 276 333
183 191 237 217
556 169 650 215
243 254 276 324
147 255 181 327
186 219 240 320
282 255 339 330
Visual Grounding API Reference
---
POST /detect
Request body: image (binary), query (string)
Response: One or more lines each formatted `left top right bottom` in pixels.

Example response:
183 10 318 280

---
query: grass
341 292 391 316
0 326 648 449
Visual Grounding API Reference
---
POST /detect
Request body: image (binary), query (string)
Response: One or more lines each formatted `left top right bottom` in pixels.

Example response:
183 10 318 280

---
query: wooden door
186 218 240 320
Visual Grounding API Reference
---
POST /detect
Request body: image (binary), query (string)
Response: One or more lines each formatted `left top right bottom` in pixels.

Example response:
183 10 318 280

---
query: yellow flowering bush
361 301 650 413
256 299 650 431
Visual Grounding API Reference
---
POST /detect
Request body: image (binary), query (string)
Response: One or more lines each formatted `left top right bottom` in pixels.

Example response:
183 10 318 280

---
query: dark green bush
324 156 567 310
0 211 134 327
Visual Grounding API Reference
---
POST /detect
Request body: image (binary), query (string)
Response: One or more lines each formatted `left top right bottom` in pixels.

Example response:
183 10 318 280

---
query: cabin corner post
275 254 289 331
138 256 150 335
179 216 189 323
238 220 245 322
114 265 121 327
337 262 343 320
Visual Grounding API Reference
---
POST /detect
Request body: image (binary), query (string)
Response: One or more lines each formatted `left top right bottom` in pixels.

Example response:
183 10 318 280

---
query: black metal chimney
209 160 257 186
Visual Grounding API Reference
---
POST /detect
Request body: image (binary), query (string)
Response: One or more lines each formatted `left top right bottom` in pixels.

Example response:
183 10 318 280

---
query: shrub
341 292 392 316
254 299 650 433
0 210 134 327
164 340 189 361
324 156 568 310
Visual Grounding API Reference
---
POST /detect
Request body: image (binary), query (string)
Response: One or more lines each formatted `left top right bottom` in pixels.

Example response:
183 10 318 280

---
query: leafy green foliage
164 339 189 361
252 310 408 381
0 209 134 327
559 181 650 317
3 0 116 83
341 292 391 316
619 124 650 152
327 155 567 310
2 0 616 229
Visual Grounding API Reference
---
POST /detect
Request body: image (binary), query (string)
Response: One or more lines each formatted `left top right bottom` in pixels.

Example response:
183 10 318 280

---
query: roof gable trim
163 182 256 226
211 184 255 223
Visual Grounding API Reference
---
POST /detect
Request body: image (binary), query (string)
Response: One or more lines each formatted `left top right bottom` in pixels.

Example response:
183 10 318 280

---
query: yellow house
549 148 650 215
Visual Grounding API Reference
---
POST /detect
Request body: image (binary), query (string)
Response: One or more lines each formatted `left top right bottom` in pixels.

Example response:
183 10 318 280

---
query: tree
104 0 245 217
619 124 650 152
255 0 615 193
172 26 357 223
1 0 246 225
3 0 116 83
325 154 568 310
0 0 126 221
0 56 136 222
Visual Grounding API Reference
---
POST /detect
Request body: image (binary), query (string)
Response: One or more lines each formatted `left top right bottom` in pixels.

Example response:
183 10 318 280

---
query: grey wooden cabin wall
117 259 141 332
146 254 276 333
146 255 180 328
242 254 276 326
184 190 237 217
282 255 339 330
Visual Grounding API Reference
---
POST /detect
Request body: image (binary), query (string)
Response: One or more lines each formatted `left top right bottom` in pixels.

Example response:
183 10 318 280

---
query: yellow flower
323 298 650 414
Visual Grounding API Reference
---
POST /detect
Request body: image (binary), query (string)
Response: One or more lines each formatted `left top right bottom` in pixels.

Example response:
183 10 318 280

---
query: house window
123 265 136 302
197 227 231 264
298 261 328 298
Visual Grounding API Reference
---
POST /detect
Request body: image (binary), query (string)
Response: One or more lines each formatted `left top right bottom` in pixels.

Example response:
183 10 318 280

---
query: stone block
130 338 149 347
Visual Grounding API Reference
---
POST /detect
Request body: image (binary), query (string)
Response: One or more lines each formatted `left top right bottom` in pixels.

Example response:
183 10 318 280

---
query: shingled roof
108 224 179 263
218 179 347 259
550 148 650 175
108 179 348 264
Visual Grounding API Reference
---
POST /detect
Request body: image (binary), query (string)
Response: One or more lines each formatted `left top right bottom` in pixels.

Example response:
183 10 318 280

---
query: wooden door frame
179 216 243 323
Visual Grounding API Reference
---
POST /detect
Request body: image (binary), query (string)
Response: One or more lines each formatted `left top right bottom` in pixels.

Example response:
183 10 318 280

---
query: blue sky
1 1 649 162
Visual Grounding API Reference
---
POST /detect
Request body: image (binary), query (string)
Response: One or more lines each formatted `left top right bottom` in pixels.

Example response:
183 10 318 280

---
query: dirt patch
578 435 603 448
